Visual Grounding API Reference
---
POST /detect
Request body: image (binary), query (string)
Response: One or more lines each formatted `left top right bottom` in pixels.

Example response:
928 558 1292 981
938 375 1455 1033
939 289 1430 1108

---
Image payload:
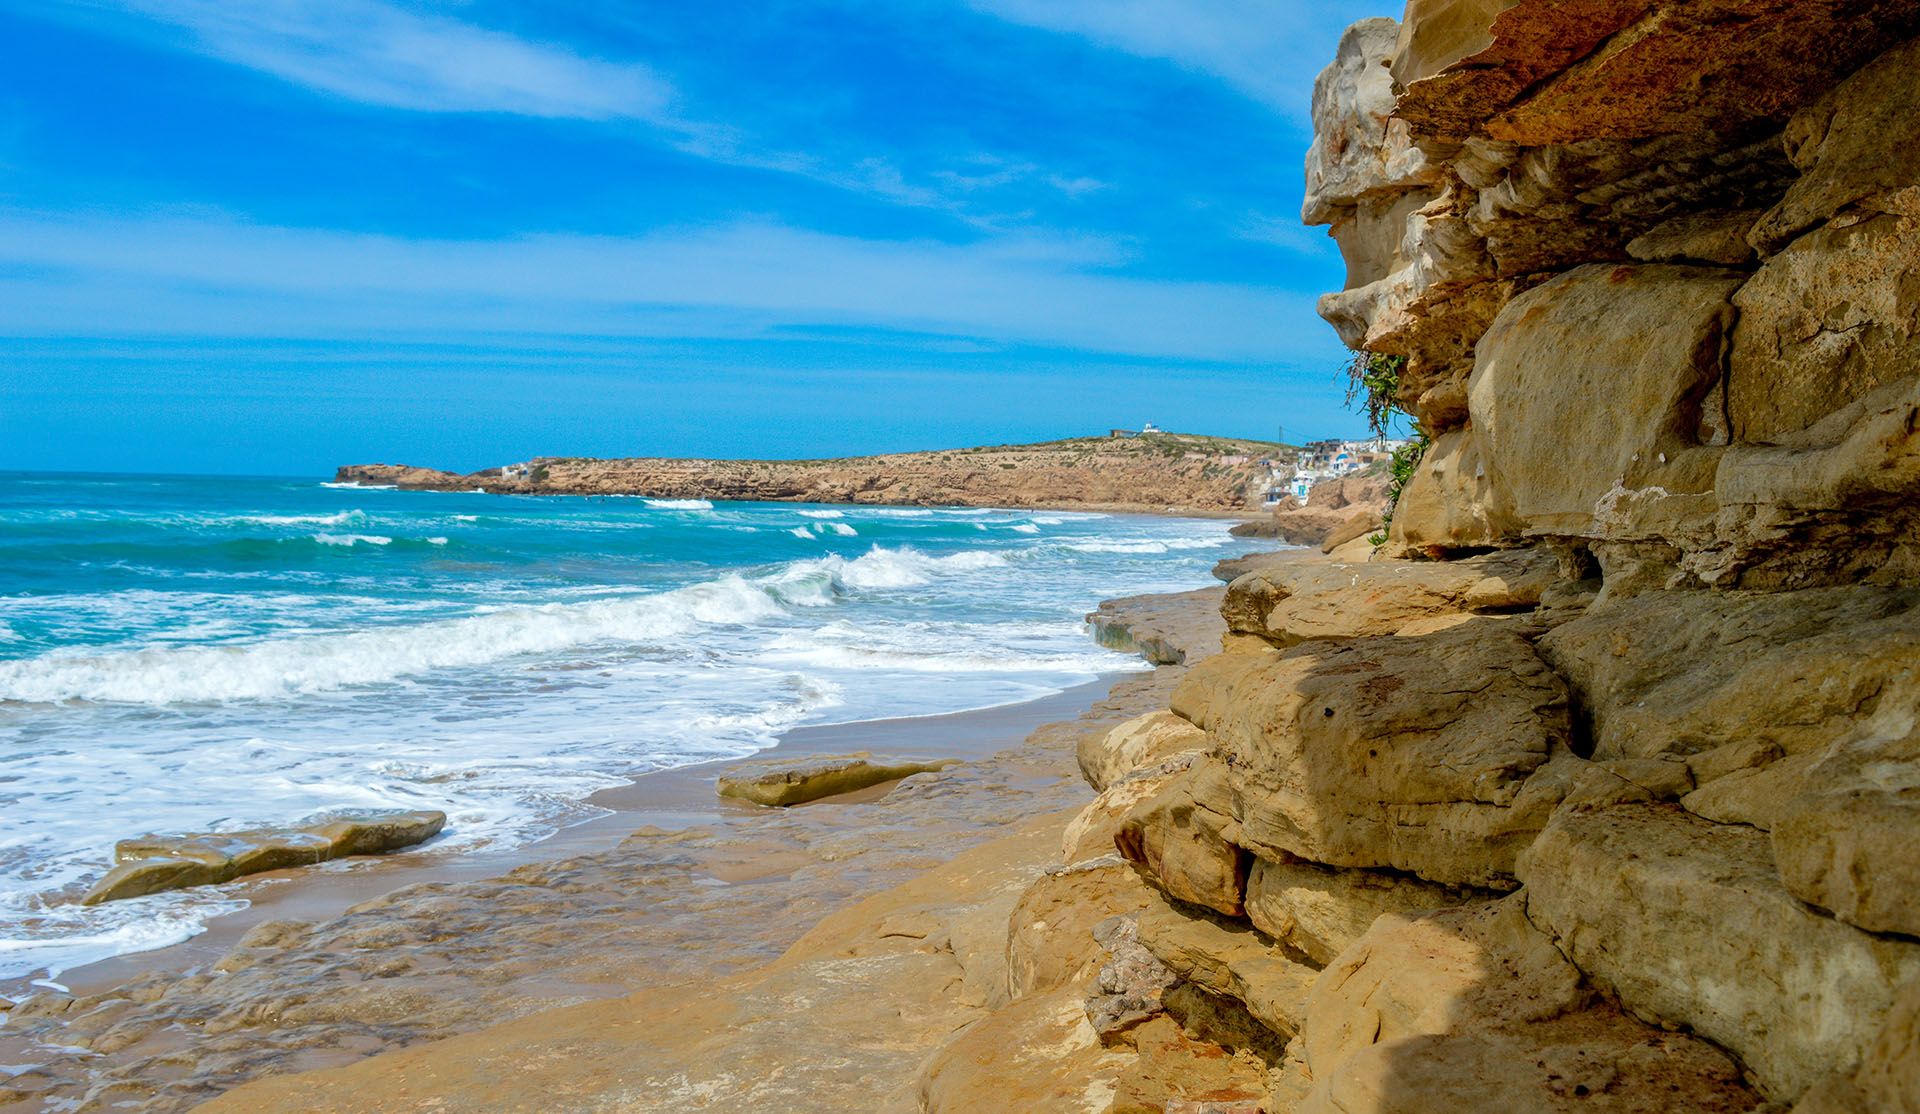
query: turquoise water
0 472 1239 982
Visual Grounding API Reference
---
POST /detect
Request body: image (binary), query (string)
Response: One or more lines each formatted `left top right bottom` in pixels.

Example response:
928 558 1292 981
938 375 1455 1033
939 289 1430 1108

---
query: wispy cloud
90 0 679 120
0 209 1328 362
968 0 1371 114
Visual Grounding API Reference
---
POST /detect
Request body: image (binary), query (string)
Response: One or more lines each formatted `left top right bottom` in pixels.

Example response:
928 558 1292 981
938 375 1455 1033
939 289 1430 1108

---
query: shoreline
32 674 1130 1004
0 578 1232 1112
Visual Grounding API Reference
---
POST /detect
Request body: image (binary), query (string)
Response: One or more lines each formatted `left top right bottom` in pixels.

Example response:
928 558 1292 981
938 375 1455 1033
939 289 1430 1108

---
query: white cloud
93 0 678 120
0 209 1331 363
968 0 1375 114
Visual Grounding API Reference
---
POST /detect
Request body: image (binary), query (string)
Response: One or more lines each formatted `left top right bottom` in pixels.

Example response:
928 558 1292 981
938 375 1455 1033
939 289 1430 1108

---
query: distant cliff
335 432 1293 514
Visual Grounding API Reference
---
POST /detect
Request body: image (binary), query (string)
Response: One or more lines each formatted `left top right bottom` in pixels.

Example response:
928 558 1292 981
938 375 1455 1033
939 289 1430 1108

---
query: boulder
1520 802 1920 1100
1173 622 1578 888
1114 759 1249 917
715 753 956 806
1385 427 1506 554
1466 263 1743 540
1221 547 1557 646
1298 894 1760 1114
82 811 446 904
1243 858 1485 967
1076 711 1209 793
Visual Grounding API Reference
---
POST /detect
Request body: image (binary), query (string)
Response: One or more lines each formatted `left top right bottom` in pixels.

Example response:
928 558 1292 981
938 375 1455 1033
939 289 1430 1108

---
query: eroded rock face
1221 547 1558 646
1771 729 1920 938
1173 621 1575 889
1243 858 1485 968
1520 803 1920 1100
1077 711 1210 793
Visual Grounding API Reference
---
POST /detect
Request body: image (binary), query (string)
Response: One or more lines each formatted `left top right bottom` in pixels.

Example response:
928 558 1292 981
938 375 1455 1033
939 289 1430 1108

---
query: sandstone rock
1299 894 1759 1114
1466 263 1742 540
1790 977 1920 1114
1771 729 1920 937
1006 858 1156 1001
1385 426 1505 554
919 985 1131 1114
1318 512 1380 554
82 811 446 904
1538 585 1920 785
1136 893 1319 1039
1323 534 1377 563
1388 0 1520 89
1625 209 1760 265
715 754 956 806
1731 212 1920 441
1110 1007 1273 1114
1076 710 1210 793
1222 546 1557 646
1173 621 1577 888
1520 802 1920 1100
1086 587 1228 666
1114 759 1249 917
1243 857 1484 967
1752 35 1920 250
1063 755 1197 864
1304 18 1436 226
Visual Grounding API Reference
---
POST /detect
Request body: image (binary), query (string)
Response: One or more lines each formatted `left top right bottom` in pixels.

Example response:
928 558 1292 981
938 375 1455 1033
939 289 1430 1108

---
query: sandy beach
0 580 1230 1112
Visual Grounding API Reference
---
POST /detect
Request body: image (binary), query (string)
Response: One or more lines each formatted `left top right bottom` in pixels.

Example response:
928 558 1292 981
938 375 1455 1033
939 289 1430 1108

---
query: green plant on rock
1341 349 1428 547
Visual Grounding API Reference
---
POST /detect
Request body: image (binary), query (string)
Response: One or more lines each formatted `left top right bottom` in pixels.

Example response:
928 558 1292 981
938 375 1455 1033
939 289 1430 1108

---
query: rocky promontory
335 431 1293 515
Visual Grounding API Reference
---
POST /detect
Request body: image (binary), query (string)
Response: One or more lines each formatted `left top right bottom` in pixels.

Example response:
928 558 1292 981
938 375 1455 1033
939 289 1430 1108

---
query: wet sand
35 675 1128 1004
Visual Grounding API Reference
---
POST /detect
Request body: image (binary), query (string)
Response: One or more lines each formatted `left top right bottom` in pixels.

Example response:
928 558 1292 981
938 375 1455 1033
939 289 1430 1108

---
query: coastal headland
334 430 1294 515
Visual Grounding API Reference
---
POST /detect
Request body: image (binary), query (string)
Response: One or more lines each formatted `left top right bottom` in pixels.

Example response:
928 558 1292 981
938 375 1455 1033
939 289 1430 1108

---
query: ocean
0 472 1240 984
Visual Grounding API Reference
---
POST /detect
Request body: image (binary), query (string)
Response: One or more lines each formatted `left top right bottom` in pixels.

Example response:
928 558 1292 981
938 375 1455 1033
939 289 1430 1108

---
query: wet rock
1520 802 1920 1100
1085 587 1227 666
82 811 446 904
715 753 956 806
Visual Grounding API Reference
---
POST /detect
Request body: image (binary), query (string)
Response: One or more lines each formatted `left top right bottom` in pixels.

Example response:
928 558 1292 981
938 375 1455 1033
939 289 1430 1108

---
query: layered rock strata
911 8 1920 1109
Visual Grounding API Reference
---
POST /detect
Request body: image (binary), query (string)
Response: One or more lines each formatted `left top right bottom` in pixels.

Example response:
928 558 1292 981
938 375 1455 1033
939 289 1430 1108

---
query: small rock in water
81 810 447 905
716 753 956 807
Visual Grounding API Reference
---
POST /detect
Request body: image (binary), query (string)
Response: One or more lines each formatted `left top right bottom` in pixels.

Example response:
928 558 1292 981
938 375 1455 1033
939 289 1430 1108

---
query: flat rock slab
716 754 957 807
82 811 447 905
1087 587 1228 665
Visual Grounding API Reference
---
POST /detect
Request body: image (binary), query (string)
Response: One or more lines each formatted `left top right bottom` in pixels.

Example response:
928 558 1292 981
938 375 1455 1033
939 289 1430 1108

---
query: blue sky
0 0 1389 474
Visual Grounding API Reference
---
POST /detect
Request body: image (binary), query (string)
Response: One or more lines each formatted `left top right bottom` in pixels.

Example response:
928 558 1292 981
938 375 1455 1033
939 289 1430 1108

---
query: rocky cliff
909 4 1920 1112
334 432 1291 514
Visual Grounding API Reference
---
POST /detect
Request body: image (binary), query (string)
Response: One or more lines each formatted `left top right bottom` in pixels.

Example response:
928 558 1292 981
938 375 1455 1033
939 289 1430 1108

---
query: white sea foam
797 509 844 519
644 499 713 510
789 526 814 539
0 575 791 705
867 508 934 517
319 481 395 490
237 509 367 527
826 522 858 536
1010 523 1041 534
453 514 479 522
312 533 393 547
427 537 449 546
0 892 247 981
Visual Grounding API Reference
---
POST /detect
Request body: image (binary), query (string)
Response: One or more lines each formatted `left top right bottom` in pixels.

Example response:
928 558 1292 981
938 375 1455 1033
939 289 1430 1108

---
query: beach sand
0 584 1228 1112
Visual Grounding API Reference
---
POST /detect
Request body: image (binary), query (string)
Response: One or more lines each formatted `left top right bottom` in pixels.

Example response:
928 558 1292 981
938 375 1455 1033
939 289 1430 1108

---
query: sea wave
797 509 844 519
644 498 714 510
319 481 395 490
0 545 1010 705
313 533 393 547
236 510 368 527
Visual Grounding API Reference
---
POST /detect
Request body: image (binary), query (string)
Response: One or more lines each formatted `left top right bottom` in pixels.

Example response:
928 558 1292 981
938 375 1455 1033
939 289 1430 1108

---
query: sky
0 0 1391 475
